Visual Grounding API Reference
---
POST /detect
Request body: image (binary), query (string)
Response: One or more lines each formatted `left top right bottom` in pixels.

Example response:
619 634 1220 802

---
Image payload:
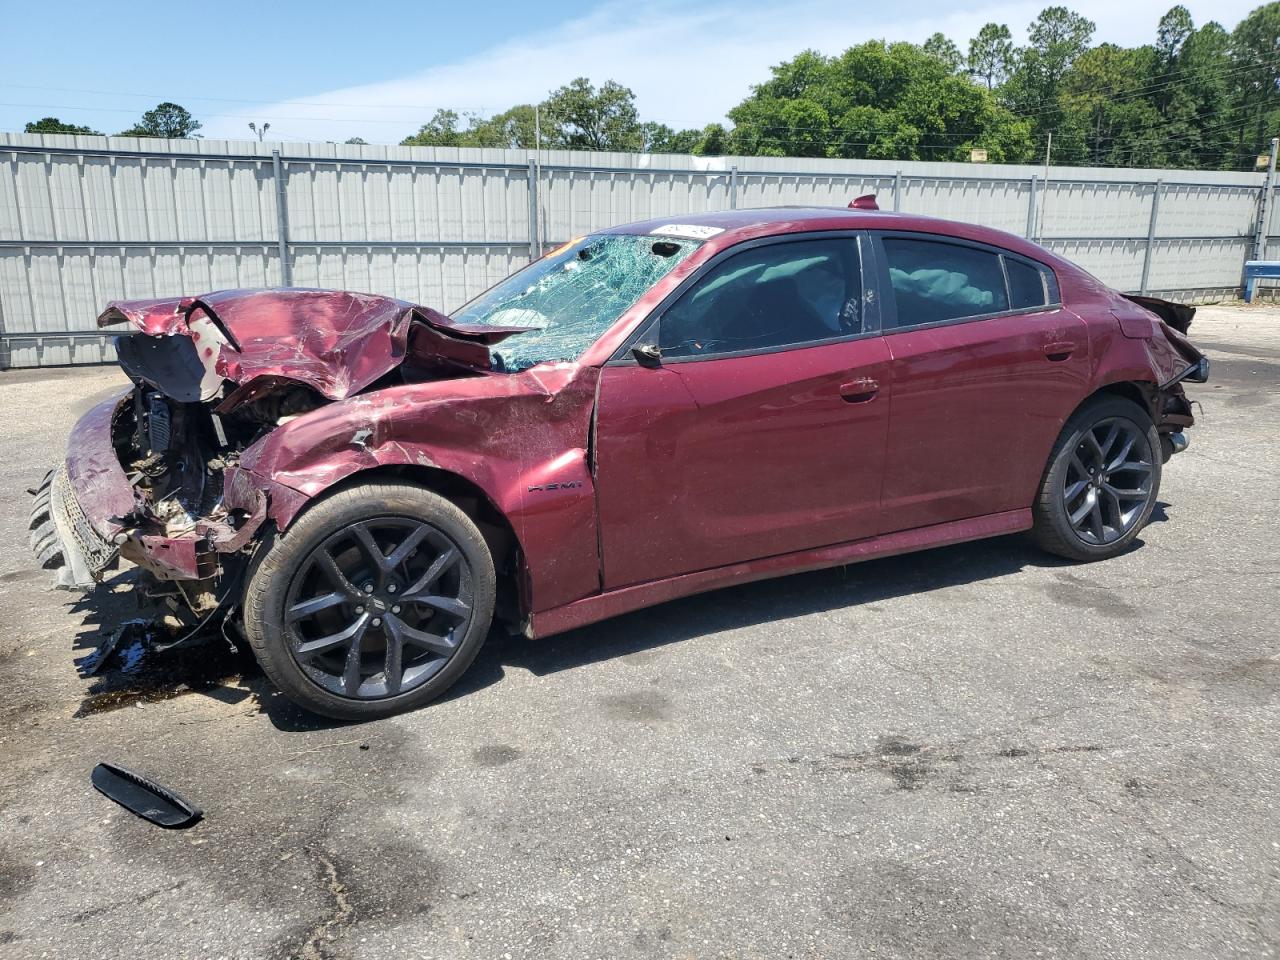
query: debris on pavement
90 762 203 829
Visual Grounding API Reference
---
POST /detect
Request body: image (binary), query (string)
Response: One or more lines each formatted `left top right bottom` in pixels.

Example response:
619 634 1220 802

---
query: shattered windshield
450 233 701 371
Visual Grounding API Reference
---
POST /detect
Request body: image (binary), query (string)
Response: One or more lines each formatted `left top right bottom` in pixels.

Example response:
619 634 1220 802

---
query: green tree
117 102 202 138
401 106 539 148
727 41 1034 162
541 78 642 151
1146 10 1234 168
467 105 538 148
1156 5 1195 62
401 109 466 146
344 137 369 145
1175 21 1234 167
1003 7 1097 162
639 122 704 153
24 117 103 135
923 32 964 72
694 123 729 155
1228 3 1280 167
1062 43 1162 165
968 23 1015 88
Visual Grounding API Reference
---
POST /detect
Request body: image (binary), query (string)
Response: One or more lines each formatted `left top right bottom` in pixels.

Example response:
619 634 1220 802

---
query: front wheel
243 481 496 720
1032 395 1163 562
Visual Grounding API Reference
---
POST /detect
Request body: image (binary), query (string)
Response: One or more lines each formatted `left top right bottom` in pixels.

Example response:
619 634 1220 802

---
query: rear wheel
244 481 495 720
1032 395 1162 562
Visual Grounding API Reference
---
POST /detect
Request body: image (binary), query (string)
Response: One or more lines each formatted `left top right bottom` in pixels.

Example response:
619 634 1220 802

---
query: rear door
593 233 890 589
870 232 1091 529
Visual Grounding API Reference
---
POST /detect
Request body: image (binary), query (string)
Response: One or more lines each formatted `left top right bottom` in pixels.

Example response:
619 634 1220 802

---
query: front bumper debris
30 463 119 589
29 391 271 597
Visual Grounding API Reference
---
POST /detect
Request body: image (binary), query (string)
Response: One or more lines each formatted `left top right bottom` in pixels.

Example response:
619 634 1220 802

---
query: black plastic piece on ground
90 763 203 829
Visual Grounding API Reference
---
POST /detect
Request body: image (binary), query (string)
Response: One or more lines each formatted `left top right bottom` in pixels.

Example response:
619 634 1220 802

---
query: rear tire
1032 395 1162 562
243 481 495 721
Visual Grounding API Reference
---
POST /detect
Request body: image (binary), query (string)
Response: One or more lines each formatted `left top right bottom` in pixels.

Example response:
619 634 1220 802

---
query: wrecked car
29 207 1208 719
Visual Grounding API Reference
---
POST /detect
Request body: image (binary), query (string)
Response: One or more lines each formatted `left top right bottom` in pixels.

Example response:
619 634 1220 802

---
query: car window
1005 257 1050 310
450 233 700 371
658 238 862 359
881 237 1009 327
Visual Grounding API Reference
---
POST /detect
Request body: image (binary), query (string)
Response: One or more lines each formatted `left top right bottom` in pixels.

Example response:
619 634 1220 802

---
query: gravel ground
0 303 1277 960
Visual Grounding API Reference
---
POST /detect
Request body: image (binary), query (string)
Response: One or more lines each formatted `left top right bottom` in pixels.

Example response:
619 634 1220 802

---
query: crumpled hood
98 288 529 402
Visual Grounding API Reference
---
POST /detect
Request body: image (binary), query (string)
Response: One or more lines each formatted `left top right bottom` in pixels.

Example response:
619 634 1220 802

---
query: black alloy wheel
1032 395 1163 562
284 518 474 699
243 482 496 720
1060 416 1155 546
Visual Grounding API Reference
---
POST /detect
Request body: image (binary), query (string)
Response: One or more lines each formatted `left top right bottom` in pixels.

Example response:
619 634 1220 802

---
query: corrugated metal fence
1 132 1274 368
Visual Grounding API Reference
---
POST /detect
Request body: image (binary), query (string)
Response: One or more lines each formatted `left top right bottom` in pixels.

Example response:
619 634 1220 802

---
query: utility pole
531 106 543 258
1037 131 1052 243
1252 136 1278 263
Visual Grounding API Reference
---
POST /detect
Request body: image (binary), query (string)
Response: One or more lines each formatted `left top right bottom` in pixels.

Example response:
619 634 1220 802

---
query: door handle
1043 341 1075 361
839 377 879 403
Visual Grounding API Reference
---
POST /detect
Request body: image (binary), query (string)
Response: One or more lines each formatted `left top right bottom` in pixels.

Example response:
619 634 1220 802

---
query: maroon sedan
30 206 1207 719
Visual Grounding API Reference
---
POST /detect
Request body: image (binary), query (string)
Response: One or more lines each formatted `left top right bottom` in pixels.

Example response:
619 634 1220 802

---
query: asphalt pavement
0 304 1277 960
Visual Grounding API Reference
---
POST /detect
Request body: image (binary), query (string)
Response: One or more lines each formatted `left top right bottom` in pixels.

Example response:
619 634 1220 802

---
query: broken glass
450 234 700 371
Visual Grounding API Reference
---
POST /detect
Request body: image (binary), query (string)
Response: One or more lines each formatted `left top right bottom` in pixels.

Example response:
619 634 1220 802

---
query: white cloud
200 0 1261 143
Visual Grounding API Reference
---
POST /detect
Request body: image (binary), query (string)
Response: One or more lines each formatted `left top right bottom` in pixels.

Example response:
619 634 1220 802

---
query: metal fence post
1251 137 1278 265
1026 175 1038 239
729 165 738 210
893 171 902 211
527 159 540 261
1140 179 1163 295
271 149 292 287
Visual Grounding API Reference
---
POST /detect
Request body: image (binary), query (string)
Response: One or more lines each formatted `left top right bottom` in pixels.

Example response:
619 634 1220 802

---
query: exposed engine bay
30 288 531 638
112 380 323 621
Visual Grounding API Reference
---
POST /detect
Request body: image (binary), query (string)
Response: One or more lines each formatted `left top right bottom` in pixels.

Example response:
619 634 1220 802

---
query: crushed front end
27 287 507 634
29 381 295 629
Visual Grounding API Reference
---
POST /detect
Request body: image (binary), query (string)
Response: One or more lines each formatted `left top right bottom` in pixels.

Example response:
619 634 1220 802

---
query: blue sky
0 0 1263 144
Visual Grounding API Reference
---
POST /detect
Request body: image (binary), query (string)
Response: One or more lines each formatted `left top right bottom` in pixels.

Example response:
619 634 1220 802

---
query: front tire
244 481 495 720
1032 395 1162 562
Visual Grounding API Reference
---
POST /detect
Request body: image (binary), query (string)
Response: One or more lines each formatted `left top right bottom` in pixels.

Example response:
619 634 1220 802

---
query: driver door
593 233 891 589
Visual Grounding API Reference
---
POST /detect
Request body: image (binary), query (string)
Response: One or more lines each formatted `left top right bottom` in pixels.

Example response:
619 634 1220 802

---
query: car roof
598 206 1072 272
599 206 887 236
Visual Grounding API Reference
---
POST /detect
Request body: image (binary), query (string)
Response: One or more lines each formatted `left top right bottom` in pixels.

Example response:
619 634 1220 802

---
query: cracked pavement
0 304 1278 959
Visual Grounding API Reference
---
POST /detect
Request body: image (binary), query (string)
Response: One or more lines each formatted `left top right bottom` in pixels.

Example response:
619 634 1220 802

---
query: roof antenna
849 194 879 210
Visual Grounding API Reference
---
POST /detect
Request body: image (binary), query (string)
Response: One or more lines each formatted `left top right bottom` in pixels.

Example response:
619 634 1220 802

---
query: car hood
98 288 531 403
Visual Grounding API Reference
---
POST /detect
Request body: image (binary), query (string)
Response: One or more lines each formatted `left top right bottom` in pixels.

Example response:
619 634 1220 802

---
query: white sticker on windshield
649 223 725 240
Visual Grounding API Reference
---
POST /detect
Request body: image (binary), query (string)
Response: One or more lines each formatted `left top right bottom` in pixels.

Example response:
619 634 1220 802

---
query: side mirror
631 343 662 368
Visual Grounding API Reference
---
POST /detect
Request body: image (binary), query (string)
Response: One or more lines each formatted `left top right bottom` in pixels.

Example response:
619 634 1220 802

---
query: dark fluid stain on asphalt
472 744 523 767
819 736 955 792
600 690 673 722
1042 576 1139 619
877 734 923 757
0 856 36 901
74 628 255 718
822 860 1078 956
0 569 40 583
809 737 1108 793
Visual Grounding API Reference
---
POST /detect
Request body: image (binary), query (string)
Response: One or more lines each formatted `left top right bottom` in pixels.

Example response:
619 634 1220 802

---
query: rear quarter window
1005 257 1050 310
882 237 1009 326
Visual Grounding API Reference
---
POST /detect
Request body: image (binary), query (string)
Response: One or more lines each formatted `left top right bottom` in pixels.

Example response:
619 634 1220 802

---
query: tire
1032 395 1163 562
243 480 496 720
